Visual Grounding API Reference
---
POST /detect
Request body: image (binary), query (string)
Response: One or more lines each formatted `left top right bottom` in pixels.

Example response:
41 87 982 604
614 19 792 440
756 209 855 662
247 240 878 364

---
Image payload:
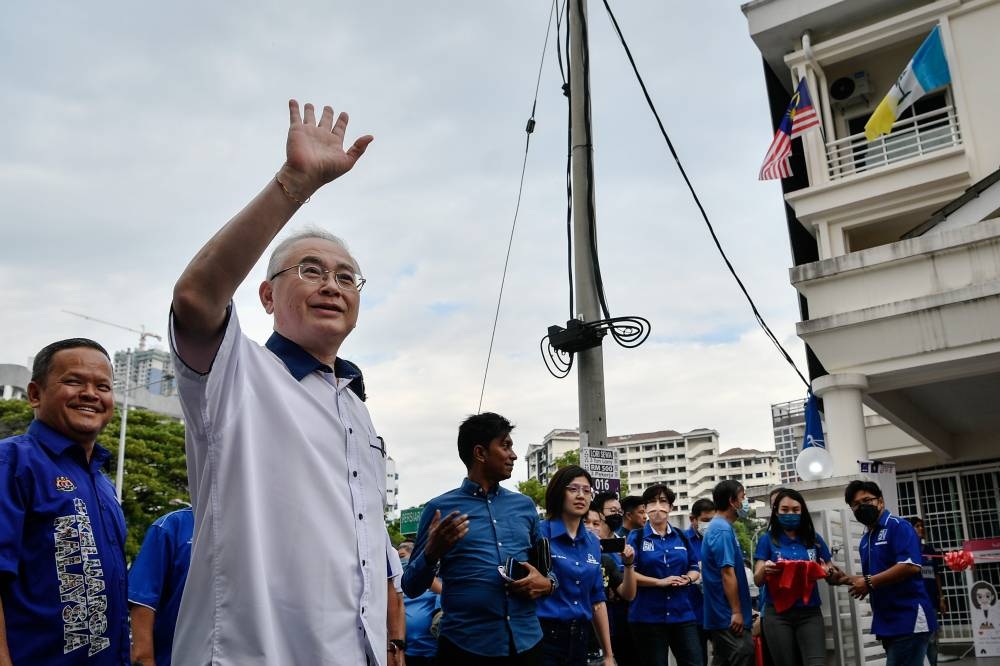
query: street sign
400 506 424 536
580 446 620 494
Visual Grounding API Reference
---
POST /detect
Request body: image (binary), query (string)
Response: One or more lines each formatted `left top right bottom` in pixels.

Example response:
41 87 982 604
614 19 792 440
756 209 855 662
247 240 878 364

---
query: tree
517 478 546 509
386 518 404 547
0 399 190 561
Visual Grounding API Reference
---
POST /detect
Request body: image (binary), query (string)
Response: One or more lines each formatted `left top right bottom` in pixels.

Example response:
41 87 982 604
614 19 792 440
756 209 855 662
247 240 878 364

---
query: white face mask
696 521 710 537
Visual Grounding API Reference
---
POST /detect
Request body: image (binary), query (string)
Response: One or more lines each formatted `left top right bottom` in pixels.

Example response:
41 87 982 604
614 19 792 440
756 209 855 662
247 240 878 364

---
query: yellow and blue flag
864 26 951 141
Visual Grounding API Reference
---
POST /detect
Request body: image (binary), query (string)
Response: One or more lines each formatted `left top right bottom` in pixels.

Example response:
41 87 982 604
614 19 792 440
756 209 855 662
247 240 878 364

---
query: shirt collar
265 331 366 401
460 477 502 498
547 518 587 543
28 419 111 469
644 521 673 538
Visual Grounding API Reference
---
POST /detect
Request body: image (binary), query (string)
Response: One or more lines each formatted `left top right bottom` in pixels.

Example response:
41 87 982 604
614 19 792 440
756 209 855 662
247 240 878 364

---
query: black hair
544 465 594 520
690 498 715 519
768 488 818 548
844 480 882 506
907 517 924 529
31 338 111 385
457 412 514 468
641 484 676 506
768 486 790 508
972 582 997 608
592 491 619 514
622 495 645 514
713 479 744 512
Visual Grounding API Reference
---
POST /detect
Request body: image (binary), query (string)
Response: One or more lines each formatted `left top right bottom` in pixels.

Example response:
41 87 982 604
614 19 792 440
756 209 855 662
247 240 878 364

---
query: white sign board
580 446 620 494
970 580 1000 657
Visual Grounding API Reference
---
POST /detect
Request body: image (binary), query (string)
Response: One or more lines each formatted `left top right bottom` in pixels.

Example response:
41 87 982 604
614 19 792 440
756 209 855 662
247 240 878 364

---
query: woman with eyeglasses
536 465 615 666
626 484 703 666
753 488 834 666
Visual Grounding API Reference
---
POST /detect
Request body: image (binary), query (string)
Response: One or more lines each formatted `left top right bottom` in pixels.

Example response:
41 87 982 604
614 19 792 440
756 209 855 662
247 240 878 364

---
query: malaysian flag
759 77 821 180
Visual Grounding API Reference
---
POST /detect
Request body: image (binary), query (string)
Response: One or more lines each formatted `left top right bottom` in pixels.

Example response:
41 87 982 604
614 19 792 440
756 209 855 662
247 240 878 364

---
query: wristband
388 638 407 653
864 574 874 590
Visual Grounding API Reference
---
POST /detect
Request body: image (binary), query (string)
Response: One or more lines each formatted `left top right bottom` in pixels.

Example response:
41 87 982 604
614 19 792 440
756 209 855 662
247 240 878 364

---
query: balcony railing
825 105 962 180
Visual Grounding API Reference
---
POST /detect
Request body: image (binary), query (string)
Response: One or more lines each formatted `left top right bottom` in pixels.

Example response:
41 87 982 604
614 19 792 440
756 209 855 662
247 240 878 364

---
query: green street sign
400 505 424 536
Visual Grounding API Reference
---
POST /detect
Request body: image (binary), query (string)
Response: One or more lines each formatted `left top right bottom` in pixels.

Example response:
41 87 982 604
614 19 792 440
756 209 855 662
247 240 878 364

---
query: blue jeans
631 621 704 666
540 618 590 666
881 632 930 666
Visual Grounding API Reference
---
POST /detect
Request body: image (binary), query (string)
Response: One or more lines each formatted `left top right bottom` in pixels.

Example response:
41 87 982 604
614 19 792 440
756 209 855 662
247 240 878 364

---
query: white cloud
1 2 810 510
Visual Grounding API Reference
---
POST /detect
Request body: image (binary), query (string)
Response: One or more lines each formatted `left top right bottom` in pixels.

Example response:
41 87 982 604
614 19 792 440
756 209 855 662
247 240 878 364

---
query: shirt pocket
364 427 388 505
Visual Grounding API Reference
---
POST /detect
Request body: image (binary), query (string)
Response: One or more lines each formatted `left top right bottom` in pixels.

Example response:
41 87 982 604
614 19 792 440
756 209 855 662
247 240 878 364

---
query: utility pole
569 0 608 449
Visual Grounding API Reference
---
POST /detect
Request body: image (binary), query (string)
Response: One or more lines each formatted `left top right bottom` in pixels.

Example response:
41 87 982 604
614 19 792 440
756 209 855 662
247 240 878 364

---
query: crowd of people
0 99 952 666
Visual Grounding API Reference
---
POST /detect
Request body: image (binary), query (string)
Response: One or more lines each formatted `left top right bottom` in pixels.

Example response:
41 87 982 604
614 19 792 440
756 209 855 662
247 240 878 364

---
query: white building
771 398 808 484
744 0 1000 654
0 364 29 401
525 427 778 519
385 455 399 520
113 348 176 397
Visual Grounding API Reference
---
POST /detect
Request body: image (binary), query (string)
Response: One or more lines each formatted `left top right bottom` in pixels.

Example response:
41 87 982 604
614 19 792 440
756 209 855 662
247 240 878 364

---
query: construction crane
62 310 162 350
62 309 165 503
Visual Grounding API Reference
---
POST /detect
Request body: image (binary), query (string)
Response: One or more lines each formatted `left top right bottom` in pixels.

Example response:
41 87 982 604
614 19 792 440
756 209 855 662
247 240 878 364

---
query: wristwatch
388 638 407 653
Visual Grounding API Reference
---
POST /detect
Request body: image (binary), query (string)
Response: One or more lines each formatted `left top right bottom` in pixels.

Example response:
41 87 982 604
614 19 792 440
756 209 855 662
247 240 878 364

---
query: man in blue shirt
842 480 936 666
0 338 129 665
686 497 716 666
128 506 194 666
402 412 553 665
701 480 754 666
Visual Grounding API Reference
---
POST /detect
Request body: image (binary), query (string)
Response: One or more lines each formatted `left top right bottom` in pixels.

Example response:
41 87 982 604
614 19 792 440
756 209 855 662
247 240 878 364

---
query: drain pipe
802 31 834 141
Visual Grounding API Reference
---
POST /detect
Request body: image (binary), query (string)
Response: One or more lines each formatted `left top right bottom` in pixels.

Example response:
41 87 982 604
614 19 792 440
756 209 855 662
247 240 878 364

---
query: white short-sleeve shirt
170 307 392 666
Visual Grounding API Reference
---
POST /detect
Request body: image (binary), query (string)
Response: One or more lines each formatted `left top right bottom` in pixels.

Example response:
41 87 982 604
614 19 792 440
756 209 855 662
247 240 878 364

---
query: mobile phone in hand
600 537 625 553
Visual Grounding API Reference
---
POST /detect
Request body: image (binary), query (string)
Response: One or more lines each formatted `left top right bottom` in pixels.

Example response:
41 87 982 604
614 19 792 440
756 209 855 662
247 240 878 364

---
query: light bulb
796 446 834 481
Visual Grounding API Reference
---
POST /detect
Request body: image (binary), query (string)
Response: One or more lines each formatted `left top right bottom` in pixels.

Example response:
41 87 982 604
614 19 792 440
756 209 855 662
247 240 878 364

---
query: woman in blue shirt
536 465 614 666
753 488 833 666
626 484 703 666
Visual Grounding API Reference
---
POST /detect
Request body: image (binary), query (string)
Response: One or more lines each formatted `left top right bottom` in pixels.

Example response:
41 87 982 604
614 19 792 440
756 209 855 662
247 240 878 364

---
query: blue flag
802 391 825 449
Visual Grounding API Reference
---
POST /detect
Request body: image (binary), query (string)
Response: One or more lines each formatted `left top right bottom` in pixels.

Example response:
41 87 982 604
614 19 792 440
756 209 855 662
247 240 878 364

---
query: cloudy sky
1 2 809 509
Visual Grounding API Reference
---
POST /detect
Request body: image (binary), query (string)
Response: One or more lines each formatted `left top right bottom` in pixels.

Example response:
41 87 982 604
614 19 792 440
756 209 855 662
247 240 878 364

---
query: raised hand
423 510 470 563
280 99 374 199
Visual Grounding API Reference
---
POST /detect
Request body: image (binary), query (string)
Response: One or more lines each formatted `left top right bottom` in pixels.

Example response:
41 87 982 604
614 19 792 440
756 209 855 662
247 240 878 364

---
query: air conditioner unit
829 71 871 109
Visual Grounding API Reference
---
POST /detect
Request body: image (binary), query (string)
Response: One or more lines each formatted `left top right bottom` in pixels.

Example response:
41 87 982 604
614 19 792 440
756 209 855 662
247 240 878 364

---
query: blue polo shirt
403 588 441 658
754 529 831 609
128 507 194 666
402 478 543 656
536 519 606 622
701 516 752 631
0 420 129 665
684 526 706 626
627 523 698 624
860 510 937 638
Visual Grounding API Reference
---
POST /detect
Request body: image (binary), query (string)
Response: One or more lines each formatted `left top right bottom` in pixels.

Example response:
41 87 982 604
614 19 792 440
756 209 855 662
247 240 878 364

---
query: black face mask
853 503 881 526
604 514 624 532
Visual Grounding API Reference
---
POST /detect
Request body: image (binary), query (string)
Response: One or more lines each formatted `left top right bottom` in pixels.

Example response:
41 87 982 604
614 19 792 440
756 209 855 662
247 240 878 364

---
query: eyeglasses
565 484 594 497
850 496 880 511
270 262 366 292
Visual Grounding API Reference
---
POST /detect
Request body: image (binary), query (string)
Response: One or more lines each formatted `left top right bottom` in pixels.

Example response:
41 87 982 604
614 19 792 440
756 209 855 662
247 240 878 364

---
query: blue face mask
736 498 750 519
777 514 801 530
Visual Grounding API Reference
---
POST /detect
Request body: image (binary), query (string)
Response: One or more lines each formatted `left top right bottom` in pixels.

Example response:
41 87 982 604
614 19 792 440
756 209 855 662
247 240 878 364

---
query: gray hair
265 226 362 280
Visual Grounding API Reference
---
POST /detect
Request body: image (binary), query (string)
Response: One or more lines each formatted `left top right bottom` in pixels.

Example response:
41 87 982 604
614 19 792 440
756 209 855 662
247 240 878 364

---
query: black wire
477 0 560 413
576 0 612 321
560 1 574 319
599 0 809 388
